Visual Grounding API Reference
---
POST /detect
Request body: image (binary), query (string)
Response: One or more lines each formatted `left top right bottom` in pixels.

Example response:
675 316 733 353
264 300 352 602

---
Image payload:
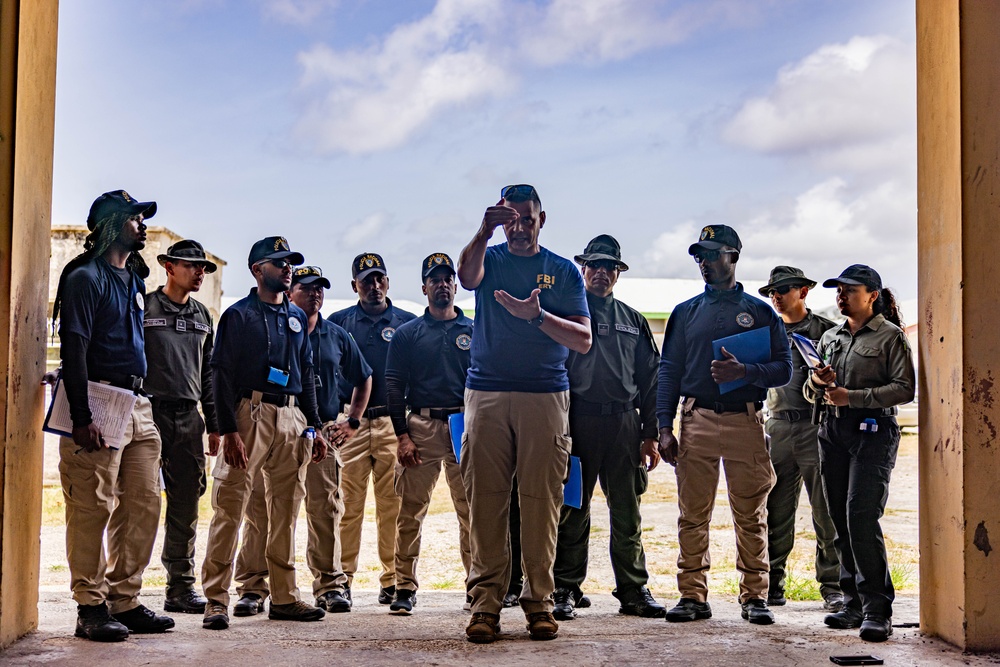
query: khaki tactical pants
675 398 776 603
339 414 399 588
59 395 161 613
461 389 571 616
394 413 472 592
201 397 310 606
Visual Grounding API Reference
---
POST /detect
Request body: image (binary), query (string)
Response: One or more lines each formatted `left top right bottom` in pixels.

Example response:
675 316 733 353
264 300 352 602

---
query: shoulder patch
194 321 212 334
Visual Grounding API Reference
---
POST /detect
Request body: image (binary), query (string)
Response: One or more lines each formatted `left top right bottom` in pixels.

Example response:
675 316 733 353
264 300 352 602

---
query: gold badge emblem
274 237 289 251
700 226 715 241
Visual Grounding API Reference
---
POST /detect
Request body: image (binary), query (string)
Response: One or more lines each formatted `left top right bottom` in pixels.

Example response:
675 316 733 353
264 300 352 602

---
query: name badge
194 321 211 334
615 324 639 335
143 318 167 328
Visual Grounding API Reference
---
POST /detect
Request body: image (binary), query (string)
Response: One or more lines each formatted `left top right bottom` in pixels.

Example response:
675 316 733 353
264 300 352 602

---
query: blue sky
52 0 917 307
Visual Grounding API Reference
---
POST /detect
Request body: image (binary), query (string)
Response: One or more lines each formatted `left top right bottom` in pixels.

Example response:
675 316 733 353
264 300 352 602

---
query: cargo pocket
557 434 573 484
635 465 649 496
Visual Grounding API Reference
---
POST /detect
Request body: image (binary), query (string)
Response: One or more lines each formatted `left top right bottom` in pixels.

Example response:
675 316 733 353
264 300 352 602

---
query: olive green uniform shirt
767 309 837 413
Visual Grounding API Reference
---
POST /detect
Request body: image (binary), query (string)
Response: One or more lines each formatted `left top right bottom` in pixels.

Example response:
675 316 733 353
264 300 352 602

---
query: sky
51 0 918 309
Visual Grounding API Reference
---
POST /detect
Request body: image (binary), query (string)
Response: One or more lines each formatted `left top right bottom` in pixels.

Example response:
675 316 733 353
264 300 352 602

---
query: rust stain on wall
974 521 993 557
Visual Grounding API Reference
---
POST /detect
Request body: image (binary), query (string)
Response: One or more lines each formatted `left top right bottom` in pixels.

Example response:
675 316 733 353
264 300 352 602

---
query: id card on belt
268 366 290 387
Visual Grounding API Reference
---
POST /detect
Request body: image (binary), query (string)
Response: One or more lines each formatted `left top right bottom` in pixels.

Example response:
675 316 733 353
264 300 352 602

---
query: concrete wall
0 0 59 648
917 0 1000 651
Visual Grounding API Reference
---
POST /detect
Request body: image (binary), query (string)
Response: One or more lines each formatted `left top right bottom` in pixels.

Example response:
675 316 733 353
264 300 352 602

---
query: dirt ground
8 432 996 665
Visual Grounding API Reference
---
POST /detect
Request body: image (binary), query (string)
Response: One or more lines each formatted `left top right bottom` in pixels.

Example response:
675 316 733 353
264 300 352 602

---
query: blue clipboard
448 412 583 508
712 327 771 394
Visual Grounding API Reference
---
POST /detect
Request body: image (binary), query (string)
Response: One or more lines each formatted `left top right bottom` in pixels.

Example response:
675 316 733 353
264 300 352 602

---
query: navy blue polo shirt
466 244 589 393
212 289 314 433
656 283 792 427
59 257 146 380
386 307 473 410
311 317 372 422
329 299 417 410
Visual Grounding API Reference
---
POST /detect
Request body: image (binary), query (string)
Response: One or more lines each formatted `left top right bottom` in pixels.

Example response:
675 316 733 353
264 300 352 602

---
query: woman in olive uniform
804 265 915 643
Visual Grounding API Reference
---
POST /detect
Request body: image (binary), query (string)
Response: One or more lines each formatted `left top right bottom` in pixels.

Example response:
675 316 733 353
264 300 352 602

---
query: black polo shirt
311 317 372 422
385 307 473 435
212 288 319 434
328 298 417 411
657 283 793 427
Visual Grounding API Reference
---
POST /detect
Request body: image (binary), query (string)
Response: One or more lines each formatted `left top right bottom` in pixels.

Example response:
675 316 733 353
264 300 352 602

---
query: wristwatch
347 417 361 429
526 309 546 327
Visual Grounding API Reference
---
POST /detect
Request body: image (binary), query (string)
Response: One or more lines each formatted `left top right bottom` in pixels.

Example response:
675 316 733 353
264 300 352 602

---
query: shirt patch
597 323 610 336
537 273 556 289
288 316 302 333
135 292 144 310
381 327 396 342
194 321 211 334
456 333 472 350
143 318 167 328
615 324 639 335
176 318 187 332
736 312 754 328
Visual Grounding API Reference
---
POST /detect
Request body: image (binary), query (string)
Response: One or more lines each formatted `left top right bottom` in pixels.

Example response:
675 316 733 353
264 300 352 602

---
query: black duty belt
692 399 764 414
366 405 390 419
769 409 812 422
571 398 635 416
151 397 197 410
829 406 897 419
99 375 144 392
416 407 464 422
240 390 295 407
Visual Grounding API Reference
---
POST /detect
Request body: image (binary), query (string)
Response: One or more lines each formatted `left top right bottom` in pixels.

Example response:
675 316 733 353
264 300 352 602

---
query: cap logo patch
274 237 289 252
456 333 472 350
120 191 132 202
381 327 395 342
358 254 382 271
434 256 443 265
700 226 715 241
736 312 754 328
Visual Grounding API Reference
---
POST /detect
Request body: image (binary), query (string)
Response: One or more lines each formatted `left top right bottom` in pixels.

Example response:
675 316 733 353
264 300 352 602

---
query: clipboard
448 412 584 508
790 332 823 368
44 379 137 449
712 327 771 394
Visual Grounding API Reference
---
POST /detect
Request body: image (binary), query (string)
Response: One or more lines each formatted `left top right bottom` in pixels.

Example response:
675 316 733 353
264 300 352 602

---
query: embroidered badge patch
381 327 395 342
700 226 715 241
143 318 166 328
597 323 610 336
615 324 639 335
288 316 302 333
456 333 472 350
736 312 754 328
135 292 144 310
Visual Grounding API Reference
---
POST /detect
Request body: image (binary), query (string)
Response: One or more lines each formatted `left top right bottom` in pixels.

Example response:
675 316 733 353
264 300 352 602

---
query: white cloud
723 35 915 168
261 0 338 25
342 211 390 248
293 0 770 154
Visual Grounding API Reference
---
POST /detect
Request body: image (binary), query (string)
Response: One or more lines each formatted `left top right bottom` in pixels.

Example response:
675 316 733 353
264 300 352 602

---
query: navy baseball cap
292 265 331 289
421 252 456 279
248 236 304 267
353 253 388 282
823 264 883 291
688 225 742 255
87 190 157 231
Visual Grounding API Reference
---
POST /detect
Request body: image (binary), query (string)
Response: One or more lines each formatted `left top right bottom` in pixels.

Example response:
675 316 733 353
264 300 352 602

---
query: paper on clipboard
790 333 823 368
44 379 137 449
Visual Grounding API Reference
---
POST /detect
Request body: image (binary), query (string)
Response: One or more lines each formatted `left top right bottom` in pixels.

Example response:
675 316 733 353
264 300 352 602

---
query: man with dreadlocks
52 190 175 642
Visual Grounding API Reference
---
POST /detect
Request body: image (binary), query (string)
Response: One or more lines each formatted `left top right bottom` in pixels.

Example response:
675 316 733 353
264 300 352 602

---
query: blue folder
449 412 583 508
712 326 771 394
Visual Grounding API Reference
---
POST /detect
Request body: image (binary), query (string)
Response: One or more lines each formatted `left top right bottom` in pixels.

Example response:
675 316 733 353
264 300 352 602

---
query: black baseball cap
87 190 157 231
157 239 218 273
758 265 815 296
353 252 388 282
823 264 883 291
688 225 742 255
248 236 304 267
421 252 456 279
574 234 629 271
292 265 331 289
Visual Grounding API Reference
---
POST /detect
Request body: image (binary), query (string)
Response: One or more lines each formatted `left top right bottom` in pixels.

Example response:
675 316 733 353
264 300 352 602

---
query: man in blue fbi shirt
656 225 792 627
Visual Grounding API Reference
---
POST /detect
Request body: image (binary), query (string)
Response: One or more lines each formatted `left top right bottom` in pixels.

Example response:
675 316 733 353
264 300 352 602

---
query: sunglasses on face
585 260 619 272
693 250 736 264
259 259 293 270
767 285 803 297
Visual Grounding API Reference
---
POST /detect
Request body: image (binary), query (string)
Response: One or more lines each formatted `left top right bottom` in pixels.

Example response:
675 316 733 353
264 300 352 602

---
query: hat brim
255 250 305 266
137 201 157 219
688 240 733 254
823 277 869 288
292 275 331 289
355 267 387 282
422 265 456 279
757 278 817 297
157 254 218 273
573 252 629 271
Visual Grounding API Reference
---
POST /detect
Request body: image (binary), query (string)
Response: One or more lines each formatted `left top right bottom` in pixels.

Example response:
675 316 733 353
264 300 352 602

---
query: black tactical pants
152 399 207 597
554 409 649 598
